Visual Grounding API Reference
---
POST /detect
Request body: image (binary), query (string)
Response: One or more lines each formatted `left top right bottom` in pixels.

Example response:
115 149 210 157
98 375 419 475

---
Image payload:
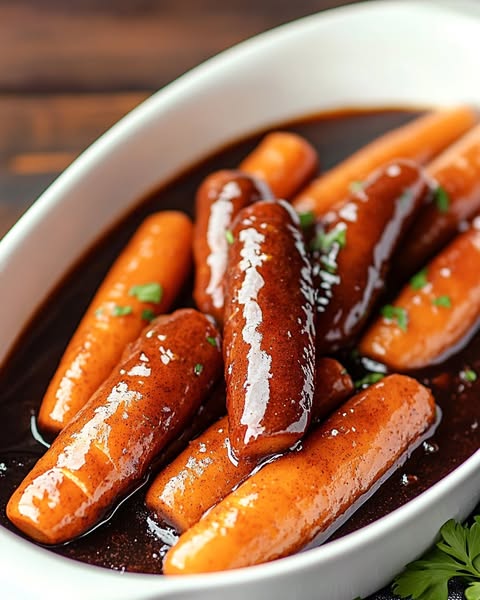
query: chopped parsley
461 368 477 383
95 308 104 317
129 282 163 304
432 295 452 308
410 268 428 291
349 180 364 193
141 309 156 323
112 305 133 317
393 517 480 600
298 211 315 229
381 305 408 332
354 372 385 389
206 336 218 347
194 363 204 376
225 230 234 245
433 185 450 214
311 223 347 252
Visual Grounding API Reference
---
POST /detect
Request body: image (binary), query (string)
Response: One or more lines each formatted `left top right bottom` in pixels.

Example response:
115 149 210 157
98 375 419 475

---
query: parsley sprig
393 517 480 600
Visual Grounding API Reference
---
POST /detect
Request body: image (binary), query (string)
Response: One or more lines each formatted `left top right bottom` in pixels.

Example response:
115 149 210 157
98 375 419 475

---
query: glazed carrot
240 131 318 199
314 160 428 355
293 106 477 216
360 222 480 370
224 200 316 458
7 309 222 545
38 211 193 435
193 170 271 323
163 374 435 574
396 123 480 277
146 357 353 532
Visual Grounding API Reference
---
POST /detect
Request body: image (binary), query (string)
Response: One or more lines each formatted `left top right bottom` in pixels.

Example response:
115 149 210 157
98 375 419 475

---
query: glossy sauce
0 109 479 573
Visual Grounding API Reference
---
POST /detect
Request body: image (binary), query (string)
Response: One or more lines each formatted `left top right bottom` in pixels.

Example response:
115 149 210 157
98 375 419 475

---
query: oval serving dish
1 2 480 599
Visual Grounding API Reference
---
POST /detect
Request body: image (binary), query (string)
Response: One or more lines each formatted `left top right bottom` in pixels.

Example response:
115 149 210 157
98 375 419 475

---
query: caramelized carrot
38 211 193 435
163 374 435 574
293 106 477 216
7 309 222 545
360 222 480 370
396 123 480 277
224 200 316 458
146 357 353 532
240 131 318 199
314 160 427 354
193 170 271 323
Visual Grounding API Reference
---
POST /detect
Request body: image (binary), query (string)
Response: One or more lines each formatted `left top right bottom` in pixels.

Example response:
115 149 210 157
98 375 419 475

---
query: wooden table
0 0 361 237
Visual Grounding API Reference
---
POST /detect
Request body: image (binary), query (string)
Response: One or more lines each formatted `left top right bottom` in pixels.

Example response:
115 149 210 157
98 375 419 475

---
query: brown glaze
193 170 272 324
314 160 428 355
240 131 318 199
293 106 477 216
396 123 480 278
145 357 353 533
7 309 222 545
1 109 479 575
38 211 193 435
223 200 316 458
360 222 480 370
163 375 436 574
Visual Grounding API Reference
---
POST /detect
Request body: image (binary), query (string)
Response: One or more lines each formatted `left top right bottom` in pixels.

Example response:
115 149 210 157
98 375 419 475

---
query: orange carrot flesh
163 375 435 574
38 211 193 435
360 223 480 370
292 106 478 216
240 131 318 199
396 123 480 277
146 357 353 533
7 309 222 545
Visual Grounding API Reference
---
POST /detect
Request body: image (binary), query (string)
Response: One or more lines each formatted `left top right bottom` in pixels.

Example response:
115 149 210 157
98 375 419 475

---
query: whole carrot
293 106 477 216
163 375 435 574
38 211 193 435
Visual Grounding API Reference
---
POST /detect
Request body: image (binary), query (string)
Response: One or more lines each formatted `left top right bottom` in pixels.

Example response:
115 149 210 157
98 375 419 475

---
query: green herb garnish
311 223 347 252
206 336 218 348
433 185 450 214
410 268 428 291
432 295 452 308
112 305 133 317
225 230 234 245
141 309 156 323
194 363 204 376
298 211 315 229
349 180 364 193
381 305 409 332
461 368 477 383
393 517 480 600
129 282 163 304
354 372 385 389
95 308 104 317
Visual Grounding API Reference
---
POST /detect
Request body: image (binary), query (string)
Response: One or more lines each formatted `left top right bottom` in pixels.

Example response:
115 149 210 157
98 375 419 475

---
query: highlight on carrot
292 106 478 216
360 221 480 370
146 357 353 533
240 131 318 199
314 160 428 355
163 375 436 574
395 122 480 277
7 309 222 545
193 170 272 323
38 211 193 435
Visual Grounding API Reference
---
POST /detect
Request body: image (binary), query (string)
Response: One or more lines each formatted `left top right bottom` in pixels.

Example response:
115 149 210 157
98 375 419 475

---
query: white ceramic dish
1 1 480 599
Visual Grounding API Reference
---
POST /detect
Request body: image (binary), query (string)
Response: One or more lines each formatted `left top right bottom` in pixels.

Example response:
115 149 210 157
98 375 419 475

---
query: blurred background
0 0 361 236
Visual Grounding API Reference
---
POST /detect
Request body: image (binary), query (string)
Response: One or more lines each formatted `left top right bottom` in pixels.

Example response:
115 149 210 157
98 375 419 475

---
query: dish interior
0 107 479 574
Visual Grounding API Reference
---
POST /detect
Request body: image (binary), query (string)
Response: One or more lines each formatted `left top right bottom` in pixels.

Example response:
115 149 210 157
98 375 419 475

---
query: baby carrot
360 222 480 370
240 131 318 199
38 211 193 435
293 106 477 216
163 375 435 574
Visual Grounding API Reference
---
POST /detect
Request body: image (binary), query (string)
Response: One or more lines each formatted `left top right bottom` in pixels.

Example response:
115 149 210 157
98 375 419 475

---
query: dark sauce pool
0 109 479 574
